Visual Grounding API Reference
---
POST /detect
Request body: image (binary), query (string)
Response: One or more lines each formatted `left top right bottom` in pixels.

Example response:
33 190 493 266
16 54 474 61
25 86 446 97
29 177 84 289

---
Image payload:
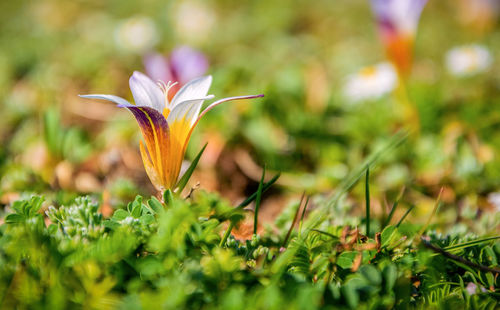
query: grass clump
0 189 498 309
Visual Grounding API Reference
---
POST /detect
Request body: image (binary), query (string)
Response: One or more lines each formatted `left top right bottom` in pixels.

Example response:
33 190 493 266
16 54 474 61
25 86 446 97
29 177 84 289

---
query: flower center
360 66 377 78
157 80 179 108
463 48 479 70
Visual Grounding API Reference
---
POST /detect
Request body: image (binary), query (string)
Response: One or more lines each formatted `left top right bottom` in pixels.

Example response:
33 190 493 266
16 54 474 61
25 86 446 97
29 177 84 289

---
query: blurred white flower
343 62 398 102
174 1 215 43
445 45 493 77
487 192 500 211
114 16 158 53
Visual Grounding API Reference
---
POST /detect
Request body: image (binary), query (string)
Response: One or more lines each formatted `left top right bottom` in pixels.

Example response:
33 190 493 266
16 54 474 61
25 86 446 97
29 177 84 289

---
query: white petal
129 71 165 112
170 75 212 108
167 98 209 126
78 94 131 106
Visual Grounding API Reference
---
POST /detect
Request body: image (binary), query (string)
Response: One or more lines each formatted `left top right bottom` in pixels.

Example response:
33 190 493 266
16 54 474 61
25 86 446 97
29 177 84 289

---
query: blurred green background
0 0 498 225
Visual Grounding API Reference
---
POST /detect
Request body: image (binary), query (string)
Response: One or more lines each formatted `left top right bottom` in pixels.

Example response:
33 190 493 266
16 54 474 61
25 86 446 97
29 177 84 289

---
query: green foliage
43 108 92 163
1 193 498 309
0 2 499 308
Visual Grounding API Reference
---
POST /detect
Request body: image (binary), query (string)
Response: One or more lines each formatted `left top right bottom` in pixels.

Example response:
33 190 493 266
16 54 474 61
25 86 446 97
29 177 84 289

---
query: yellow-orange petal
139 141 163 191
385 35 413 77
166 117 192 188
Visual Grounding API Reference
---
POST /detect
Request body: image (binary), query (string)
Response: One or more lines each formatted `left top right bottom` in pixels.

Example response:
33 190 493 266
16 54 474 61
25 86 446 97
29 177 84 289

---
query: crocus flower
445 45 493 77
343 62 398 102
371 0 428 76
80 72 263 191
144 46 209 100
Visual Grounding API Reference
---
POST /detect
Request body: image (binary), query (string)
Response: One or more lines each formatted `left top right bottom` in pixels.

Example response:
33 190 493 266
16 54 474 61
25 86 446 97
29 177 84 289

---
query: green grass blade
383 187 405 228
175 143 208 193
326 130 407 210
253 166 266 235
396 205 414 227
311 229 339 240
306 131 407 233
219 222 235 247
444 236 500 252
43 108 63 158
384 201 398 228
365 168 370 236
418 188 443 235
237 172 280 209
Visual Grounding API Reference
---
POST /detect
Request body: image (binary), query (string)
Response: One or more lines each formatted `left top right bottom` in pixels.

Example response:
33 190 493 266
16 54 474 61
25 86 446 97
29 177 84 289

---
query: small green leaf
328 283 341 300
30 196 45 215
381 225 397 247
11 200 25 214
175 143 207 193
342 282 359 309
360 265 381 285
163 189 174 206
485 272 494 288
48 224 58 234
112 209 129 221
141 214 155 225
5 213 25 223
337 251 358 269
383 264 397 292
482 246 497 266
104 220 120 229
131 204 142 218
147 197 164 214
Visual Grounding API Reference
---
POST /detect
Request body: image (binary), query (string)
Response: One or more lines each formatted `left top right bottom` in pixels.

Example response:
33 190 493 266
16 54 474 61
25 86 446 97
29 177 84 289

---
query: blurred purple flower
371 0 428 75
144 46 209 94
466 282 487 295
371 0 428 38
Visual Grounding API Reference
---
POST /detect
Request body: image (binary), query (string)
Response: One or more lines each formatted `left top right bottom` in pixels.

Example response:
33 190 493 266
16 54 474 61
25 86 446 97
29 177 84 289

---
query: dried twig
282 192 305 247
184 182 200 199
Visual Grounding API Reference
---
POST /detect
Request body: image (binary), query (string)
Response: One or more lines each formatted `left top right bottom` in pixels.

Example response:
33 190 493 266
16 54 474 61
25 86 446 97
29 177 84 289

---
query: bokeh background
0 0 499 230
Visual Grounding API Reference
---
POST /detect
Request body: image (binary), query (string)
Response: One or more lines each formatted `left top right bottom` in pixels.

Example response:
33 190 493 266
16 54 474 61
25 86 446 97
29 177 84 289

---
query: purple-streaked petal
121 105 170 181
170 75 213 108
371 0 428 35
144 53 174 83
78 94 131 106
129 71 165 113
170 46 209 85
